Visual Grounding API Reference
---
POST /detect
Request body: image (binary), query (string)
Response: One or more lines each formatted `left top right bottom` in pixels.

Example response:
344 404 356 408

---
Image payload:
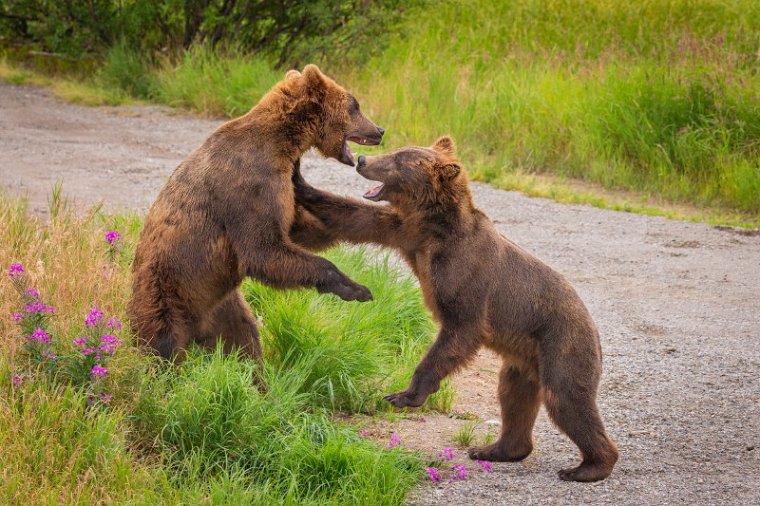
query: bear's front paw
335 280 372 302
383 390 427 408
317 275 373 302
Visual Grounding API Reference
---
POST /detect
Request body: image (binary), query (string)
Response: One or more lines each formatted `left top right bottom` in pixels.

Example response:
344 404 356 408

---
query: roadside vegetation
0 192 451 504
2 0 758 225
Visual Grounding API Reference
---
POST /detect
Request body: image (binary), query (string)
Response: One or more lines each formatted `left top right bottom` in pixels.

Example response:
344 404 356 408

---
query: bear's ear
303 64 326 89
284 69 301 81
432 135 456 156
439 162 461 180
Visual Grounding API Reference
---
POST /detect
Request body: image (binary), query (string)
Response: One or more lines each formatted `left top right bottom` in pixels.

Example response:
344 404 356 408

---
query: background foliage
2 0 758 215
0 0 410 66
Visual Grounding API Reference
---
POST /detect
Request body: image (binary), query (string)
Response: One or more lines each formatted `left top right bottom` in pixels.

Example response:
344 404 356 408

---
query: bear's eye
348 96 360 114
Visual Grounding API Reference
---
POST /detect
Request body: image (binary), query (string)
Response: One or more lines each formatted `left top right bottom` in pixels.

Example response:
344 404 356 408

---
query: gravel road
1 82 759 505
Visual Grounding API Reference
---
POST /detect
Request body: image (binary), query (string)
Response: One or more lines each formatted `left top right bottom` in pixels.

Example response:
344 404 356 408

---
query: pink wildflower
29 327 50 344
476 460 493 473
25 287 40 299
73 336 87 346
100 334 122 346
439 448 455 461
425 467 441 482
358 428 369 437
8 263 24 277
98 334 123 355
387 432 401 448
90 364 108 378
25 301 55 314
107 317 122 330
105 230 121 246
451 464 468 481
82 347 96 356
85 306 103 327
97 393 112 403
11 313 22 321
12 375 23 387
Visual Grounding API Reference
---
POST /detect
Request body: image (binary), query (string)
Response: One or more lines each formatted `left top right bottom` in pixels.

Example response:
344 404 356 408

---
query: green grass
451 421 478 448
245 248 453 414
0 192 448 504
352 0 760 215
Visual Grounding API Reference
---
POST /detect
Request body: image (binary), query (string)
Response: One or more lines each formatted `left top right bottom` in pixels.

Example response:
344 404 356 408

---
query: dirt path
1 82 759 504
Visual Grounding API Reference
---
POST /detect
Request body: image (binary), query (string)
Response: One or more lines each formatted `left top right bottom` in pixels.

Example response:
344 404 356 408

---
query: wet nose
357 156 366 168
377 127 385 136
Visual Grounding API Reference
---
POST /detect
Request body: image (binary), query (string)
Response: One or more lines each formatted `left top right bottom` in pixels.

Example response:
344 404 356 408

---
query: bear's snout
357 156 367 168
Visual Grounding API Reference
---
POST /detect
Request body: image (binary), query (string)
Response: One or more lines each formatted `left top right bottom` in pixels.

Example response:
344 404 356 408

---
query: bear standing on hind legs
293 136 619 482
128 64 384 364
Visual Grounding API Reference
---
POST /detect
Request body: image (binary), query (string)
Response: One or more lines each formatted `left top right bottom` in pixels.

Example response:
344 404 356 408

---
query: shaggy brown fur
128 64 383 364
292 136 619 482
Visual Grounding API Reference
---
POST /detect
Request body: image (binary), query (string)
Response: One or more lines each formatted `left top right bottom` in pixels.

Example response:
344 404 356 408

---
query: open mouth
338 133 383 166
339 141 355 166
362 183 385 201
347 134 382 146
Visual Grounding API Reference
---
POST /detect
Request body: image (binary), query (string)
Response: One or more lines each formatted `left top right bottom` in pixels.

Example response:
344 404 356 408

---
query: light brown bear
292 137 619 482
128 65 383 364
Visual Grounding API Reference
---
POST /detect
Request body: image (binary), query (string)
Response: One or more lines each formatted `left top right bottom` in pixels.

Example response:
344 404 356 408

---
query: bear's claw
383 390 426 408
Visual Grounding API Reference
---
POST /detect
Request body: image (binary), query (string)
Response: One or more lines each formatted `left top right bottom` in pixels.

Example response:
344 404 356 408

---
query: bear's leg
249 245 372 302
468 364 540 462
384 324 481 408
199 290 263 362
289 204 338 252
541 354 619 482
198 290 266 389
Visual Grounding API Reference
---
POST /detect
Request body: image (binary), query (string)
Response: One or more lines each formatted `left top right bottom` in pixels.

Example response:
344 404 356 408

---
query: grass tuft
451 420 478 447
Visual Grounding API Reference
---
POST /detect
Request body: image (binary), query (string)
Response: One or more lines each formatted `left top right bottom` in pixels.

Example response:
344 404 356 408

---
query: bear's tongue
363 184 384 200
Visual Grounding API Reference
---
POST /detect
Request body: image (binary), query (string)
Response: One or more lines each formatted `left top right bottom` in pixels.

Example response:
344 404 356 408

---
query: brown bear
292 136 619 482
128 64 383 364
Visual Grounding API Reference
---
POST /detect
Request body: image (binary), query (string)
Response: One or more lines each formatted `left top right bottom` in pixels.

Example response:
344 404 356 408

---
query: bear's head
283 65 384 166
356 136 469 211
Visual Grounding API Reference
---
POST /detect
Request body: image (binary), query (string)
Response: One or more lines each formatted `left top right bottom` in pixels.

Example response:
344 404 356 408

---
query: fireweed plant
8 262 124 407
104 229 122 262
68 306 123 404
421 448 494 483
8 263 56 371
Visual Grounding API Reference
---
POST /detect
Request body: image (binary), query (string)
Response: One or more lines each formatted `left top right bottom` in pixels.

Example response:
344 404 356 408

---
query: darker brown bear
292 136 619 482
128 64 383 364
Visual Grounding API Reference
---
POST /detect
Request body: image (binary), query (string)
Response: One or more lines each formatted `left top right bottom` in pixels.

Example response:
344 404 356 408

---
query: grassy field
360 0 760 215
0 192 452 504
3 0 759 226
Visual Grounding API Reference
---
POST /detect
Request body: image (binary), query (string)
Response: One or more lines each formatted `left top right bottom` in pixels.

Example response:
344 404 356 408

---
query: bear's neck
244 93 321 162
399 192 480 237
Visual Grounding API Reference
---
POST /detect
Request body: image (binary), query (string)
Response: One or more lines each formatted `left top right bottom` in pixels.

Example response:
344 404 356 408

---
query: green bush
0 0 415 66
96 41 156 98
152 45 281 116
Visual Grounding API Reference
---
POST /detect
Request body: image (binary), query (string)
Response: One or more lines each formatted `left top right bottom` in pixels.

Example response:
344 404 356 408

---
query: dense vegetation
3 0 758 216
0 193 450 504
0 0 409 66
